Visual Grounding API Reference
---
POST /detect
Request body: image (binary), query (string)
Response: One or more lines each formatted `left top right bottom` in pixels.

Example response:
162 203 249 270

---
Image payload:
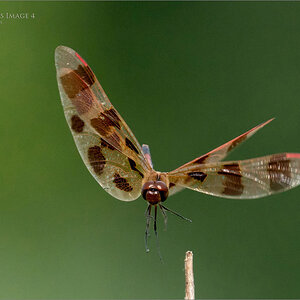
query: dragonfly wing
55 46 151 201
168 153 300 199
172 119 274 174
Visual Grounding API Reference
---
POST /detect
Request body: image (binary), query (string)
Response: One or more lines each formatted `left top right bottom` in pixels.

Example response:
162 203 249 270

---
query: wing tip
286 153 300 159
258 117 275 128
55 45 74 54
54 45 76 65
55 46 89 69
250 117 275 134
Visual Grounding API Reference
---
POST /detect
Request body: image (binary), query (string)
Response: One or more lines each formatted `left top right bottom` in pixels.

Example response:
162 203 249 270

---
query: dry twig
184 251 195 300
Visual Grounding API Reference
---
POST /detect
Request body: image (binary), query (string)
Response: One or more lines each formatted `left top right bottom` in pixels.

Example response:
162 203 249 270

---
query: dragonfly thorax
142 181 169 205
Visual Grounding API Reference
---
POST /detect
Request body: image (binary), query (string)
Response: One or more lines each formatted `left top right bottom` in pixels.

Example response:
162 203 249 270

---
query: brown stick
184 251 195 300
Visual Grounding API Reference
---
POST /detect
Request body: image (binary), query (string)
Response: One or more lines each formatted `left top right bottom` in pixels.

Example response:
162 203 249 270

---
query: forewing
55 46 150 201
168 153 300 199
172 119 274 173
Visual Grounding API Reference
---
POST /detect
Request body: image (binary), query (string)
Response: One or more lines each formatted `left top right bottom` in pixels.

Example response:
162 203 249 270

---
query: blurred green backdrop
1 1 300 298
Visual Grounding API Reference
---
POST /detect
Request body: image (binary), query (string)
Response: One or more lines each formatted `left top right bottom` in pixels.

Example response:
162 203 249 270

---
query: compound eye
141 181 155 201
141 181 169 203
156 181 169 202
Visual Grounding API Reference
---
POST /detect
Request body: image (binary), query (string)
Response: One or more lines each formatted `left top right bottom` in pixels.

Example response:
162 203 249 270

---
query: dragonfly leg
154 205 163 262
159 204 168 231
160 204 192 223
144 205 152 252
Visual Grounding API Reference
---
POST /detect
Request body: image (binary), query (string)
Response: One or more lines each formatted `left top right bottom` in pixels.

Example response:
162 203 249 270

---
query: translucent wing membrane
172 119 274 171
168 119 274 196
168 153 300 199
55 46 151 201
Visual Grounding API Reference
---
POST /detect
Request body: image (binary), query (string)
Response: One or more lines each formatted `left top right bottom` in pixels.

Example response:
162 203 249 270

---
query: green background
1 1 300 298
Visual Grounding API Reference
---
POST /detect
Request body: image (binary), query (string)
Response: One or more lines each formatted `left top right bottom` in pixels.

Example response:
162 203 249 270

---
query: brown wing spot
227 135 247 153
100 138 115 150
60 65 94 98
76 65 95 85
125 138 139 154
71 115 85 133
218 163 242 177
169 182 176 188
218 163 243 196
91 112 121 136
105 108 121 129
128 158 144 178
188 172 207 182
88 146 105 175
60 65 95 114
90 113 115 136
268 154 291 191
193 154 209 165
113 173 133 192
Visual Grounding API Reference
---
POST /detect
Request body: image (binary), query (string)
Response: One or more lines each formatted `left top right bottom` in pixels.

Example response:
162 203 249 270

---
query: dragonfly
55 46 300 252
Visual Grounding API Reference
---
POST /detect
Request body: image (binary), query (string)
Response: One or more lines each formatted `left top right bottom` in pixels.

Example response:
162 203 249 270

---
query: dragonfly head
142 181 169 205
